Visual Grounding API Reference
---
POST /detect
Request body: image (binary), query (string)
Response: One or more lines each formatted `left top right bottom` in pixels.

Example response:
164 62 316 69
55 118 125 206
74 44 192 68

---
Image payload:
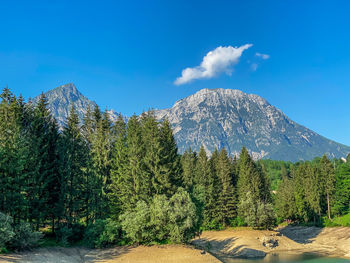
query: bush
323 213 350 227
238 192 276 229
0 213 14 249
9 222 43 250
201 219 224 231
120 200 152 243
168 188 198 243
120 188 199 244
0 212 42 250
56 223 85 246
230 217 246 227
84 219 123 248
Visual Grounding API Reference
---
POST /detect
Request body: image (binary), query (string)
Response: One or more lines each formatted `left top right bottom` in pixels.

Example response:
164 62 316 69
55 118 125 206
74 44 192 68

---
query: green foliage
120 200 152 244
168 188 198 243
323 213 350 227
0 212 42 250
9 222 43 250
120 188 198 244
56 223 85 246
84 219 123 248
3 86 349 249
230 217 246 227
0 213 14 249
238 192 276 229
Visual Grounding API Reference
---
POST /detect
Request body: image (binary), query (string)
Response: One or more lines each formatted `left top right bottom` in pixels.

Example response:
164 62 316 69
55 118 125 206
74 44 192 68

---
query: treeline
269 155 350 225
0 87 349 250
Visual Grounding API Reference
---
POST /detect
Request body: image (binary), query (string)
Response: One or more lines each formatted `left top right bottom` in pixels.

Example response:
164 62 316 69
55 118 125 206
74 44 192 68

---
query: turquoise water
219 253 350 263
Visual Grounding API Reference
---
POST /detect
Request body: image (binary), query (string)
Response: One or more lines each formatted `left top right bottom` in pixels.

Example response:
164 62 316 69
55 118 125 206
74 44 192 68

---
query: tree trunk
52 216 55 234
327 193 331 220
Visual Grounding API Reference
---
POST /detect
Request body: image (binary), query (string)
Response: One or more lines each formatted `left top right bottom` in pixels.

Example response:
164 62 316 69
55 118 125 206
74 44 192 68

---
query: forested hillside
1 87 350 251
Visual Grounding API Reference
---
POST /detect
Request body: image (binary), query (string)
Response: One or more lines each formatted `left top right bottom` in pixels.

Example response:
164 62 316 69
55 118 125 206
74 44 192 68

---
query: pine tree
125 115 149 208
0 88 27 223
109 114 128 216
203 149 221 228
60 106 88 225
21 94 60 230
140 111 163 195
194 146 210 187
216 148 237 226
90 109 113 219
181 148 197 190
319 155 336 219
304 163 322 224
159 118 181 195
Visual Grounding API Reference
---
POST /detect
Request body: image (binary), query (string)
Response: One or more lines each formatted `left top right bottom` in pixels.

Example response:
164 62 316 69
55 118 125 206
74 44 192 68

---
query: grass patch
323 213 350 227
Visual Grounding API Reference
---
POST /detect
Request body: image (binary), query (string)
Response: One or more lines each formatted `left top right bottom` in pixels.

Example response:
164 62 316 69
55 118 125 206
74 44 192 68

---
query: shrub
0 212 42 250
168 188 198 243
120 200 152 243
56 223 85 246
9 222 43 250
0 213 14 249
201 219 224 231
84 219 123 248
238 191 276 229
120 188 199 244
230 217 246 227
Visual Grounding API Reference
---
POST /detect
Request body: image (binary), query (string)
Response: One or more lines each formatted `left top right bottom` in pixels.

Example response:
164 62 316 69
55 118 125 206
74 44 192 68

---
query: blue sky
1 0 350 145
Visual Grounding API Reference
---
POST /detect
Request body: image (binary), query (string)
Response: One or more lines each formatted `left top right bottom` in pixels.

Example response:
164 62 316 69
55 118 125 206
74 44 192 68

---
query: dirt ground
1 226 350 262
192 226 350 259
0 245 220 263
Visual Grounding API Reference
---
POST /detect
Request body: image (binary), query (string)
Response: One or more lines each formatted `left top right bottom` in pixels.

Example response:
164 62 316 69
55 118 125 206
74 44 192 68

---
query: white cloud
174 44 253 85
255 52 270 60
251 63 258 71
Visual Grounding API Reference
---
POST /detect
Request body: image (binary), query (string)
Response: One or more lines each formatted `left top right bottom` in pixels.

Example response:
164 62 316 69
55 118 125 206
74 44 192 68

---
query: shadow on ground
0 246 133 263
278 225 323 244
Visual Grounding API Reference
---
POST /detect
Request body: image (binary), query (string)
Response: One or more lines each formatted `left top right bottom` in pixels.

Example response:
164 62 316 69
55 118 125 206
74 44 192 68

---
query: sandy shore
1 226 349 262
193 226 350 260
0 245 220 263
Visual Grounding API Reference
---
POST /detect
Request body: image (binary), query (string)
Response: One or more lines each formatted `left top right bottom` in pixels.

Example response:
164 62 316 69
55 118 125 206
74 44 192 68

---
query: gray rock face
33 83 117 127
34 84 350 161
154 88 350 161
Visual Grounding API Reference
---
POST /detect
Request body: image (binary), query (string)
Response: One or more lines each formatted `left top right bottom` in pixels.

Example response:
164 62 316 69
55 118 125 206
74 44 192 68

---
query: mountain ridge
34 84 350 161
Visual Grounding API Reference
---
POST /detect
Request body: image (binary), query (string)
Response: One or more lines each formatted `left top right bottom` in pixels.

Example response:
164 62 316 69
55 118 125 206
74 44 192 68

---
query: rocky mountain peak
33 85 350 161
155 88 350 161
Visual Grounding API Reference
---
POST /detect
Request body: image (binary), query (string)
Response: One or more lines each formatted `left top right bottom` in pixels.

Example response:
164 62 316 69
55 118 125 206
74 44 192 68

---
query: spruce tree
216 148 236 226
319 155 336 219
110 114 128 216
125 115 149 208
24 94 61 230
140 111 163 195
180 148 197 190
159 118 181 195
60 106 88 225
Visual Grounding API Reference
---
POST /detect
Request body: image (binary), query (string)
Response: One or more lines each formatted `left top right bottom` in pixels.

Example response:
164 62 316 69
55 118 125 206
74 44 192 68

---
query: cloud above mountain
174 44 252 85
255 52 270 60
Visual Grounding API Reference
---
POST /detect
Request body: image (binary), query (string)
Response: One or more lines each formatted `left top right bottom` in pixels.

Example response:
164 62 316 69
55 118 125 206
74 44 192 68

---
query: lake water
218 253 350 263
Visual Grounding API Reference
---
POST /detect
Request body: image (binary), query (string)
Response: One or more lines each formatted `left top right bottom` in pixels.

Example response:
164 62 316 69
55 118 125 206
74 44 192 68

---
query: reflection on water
219 253 350 263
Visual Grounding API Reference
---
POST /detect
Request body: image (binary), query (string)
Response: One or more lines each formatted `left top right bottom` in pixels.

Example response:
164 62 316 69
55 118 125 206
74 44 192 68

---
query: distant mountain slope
154 88 350 161
33 83 117 127
34 84 350 161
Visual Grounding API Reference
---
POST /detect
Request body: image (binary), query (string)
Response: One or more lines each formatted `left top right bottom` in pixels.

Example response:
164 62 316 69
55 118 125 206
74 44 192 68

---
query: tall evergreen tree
181 148 197 190
319 155 336 219
25 94 61 230
216 148 237 226
159 118 181 195
109 114 128 216
60 106 88 225
0 88 27 223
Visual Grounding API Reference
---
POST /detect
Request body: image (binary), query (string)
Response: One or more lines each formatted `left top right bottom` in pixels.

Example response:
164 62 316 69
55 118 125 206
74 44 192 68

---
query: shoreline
1 227 350 262
192 226 350 261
